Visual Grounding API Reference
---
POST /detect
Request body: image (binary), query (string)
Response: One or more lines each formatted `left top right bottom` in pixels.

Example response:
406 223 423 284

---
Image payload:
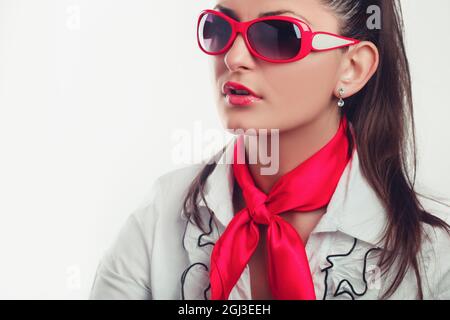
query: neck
247 110 342 194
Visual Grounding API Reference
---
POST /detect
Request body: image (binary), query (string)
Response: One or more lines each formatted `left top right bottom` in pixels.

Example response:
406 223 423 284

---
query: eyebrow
213 5 312 25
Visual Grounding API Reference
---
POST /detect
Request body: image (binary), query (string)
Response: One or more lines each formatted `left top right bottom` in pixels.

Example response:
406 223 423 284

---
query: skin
211 0 379 299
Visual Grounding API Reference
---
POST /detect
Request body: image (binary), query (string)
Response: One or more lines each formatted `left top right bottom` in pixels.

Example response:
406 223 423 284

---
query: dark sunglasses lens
248 20 301 60
198 13 232 53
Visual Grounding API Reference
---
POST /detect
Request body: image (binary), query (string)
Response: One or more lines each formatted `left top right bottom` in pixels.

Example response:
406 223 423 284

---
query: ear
334 41 379 99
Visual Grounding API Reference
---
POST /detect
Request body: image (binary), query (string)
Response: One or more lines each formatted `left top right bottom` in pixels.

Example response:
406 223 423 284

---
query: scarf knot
249 202 272 225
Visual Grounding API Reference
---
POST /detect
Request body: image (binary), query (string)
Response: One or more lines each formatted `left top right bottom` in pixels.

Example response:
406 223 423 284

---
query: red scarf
209 116 353 300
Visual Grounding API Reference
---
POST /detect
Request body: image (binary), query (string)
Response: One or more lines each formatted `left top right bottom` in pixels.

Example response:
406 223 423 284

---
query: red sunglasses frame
197 9 361 63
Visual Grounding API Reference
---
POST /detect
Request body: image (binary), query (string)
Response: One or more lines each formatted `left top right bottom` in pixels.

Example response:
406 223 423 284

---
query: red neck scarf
209 116 353 300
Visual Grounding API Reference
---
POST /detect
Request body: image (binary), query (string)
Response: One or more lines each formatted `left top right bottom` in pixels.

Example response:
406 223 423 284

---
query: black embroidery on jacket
180 213 216 300
321 237 381 300
198 214 216 247
180 263 210 300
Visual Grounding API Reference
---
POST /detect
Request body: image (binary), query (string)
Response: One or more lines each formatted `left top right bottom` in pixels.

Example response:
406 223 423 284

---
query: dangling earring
338 88 345 108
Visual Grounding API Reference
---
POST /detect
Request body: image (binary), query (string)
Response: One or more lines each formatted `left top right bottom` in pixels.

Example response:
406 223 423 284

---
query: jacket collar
193 135 388 249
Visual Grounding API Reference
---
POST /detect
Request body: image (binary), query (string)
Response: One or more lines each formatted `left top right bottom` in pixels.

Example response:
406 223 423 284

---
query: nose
224 33 257 72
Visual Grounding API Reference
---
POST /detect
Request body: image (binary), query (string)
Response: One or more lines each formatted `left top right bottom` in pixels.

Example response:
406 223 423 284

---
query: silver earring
338 88 345 108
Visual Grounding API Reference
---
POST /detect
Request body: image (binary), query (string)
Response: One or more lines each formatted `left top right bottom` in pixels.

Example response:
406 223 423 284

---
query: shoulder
131 163 207 227
418 198 450 299
151 164 205 201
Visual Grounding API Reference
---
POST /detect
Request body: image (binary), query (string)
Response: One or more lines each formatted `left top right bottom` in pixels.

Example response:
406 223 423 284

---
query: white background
0 0 449 299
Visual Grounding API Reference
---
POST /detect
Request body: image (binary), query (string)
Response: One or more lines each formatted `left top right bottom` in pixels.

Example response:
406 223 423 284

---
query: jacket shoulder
132 163 207 224
153 163 207 207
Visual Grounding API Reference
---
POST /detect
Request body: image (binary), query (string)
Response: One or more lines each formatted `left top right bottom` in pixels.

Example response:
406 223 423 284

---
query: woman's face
212 0 344 132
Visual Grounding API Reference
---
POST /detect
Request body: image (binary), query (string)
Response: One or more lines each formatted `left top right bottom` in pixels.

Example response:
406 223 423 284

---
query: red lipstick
222 81 262 107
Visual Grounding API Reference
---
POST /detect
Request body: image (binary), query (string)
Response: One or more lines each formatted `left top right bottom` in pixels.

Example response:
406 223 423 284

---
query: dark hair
183 0 450 299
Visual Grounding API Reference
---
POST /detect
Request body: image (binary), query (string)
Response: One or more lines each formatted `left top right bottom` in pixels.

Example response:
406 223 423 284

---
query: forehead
213 0 339 32
214 5 313 26
214 0 318 19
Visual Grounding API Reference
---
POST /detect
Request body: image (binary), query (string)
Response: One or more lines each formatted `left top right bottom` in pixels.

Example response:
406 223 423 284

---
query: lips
222 81 262 107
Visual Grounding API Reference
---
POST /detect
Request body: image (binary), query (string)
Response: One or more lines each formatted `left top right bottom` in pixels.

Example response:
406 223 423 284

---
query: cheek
266 53 340 116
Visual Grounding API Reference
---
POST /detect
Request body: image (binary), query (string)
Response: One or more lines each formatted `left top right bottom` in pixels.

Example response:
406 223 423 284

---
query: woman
90 0 450 300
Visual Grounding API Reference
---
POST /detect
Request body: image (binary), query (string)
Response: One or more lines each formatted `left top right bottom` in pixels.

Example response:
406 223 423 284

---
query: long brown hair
183 0 450 299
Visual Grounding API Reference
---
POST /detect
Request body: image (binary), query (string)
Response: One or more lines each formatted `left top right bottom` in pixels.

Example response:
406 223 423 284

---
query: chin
218 104 282 133
222 119 273 135
222 118 251 132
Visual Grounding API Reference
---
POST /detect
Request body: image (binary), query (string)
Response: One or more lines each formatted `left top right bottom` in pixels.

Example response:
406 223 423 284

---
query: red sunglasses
197 9 360 63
